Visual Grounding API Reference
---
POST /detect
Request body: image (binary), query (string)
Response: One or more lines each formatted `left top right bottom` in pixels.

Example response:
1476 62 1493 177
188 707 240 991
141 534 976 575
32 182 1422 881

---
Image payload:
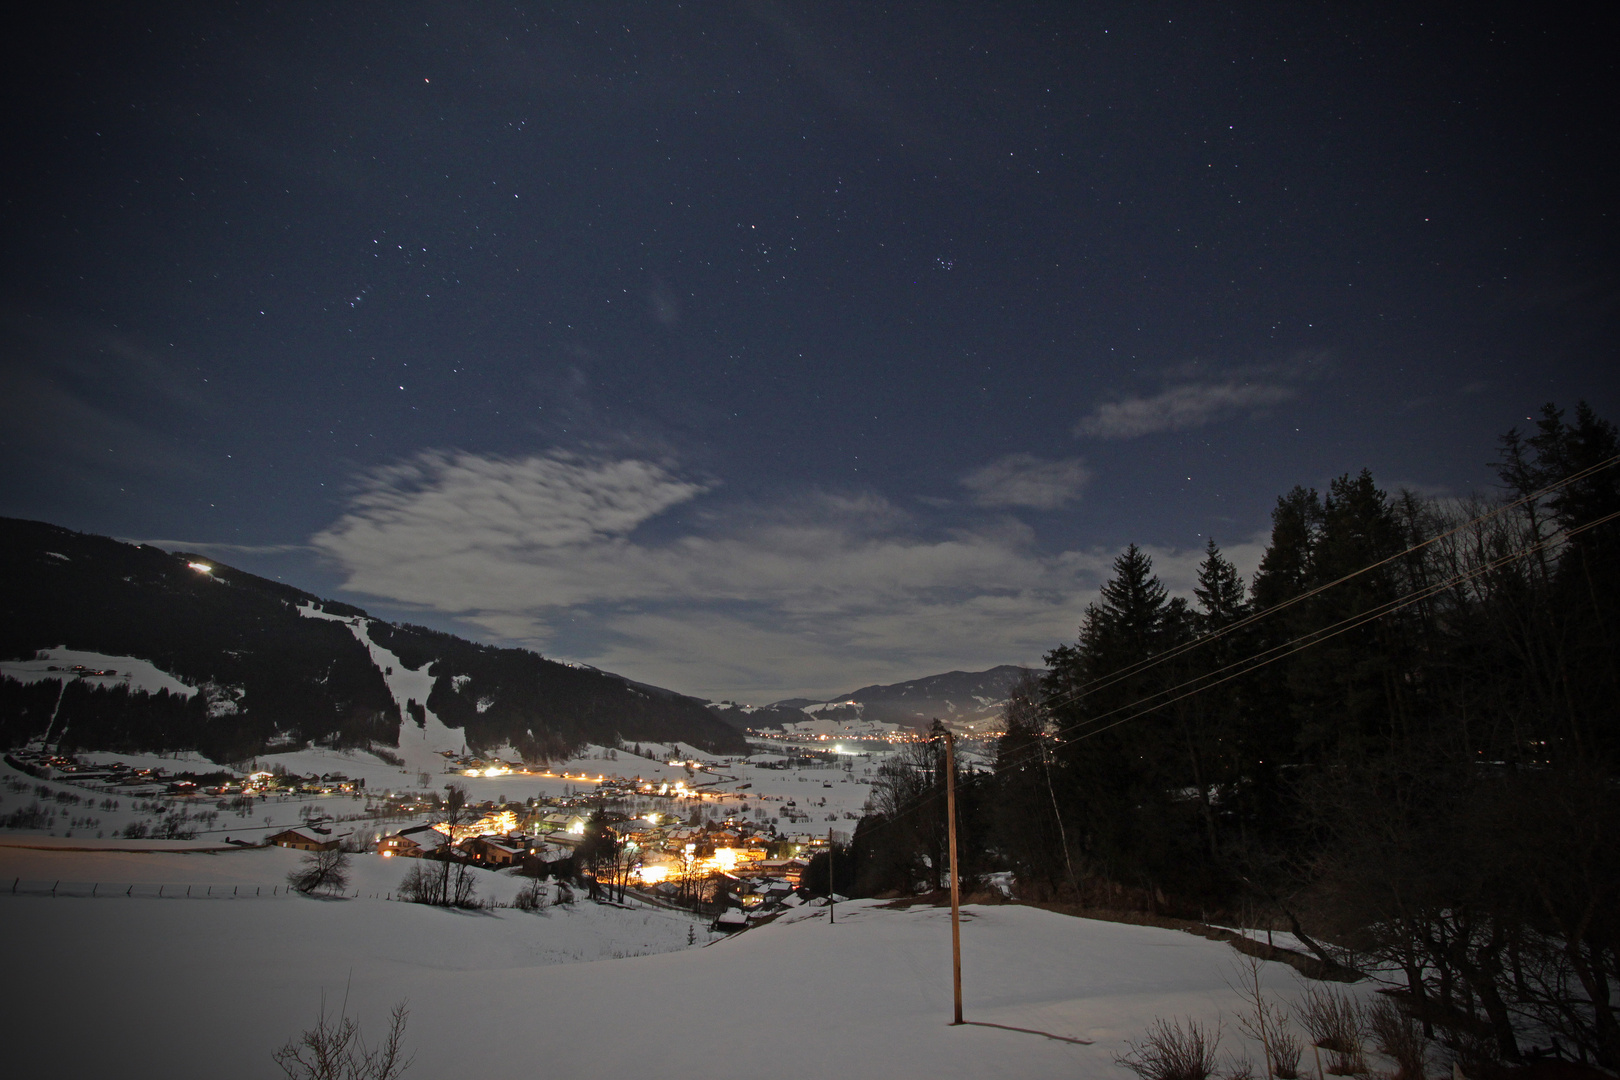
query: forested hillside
842 402 1620 1072
0 519 746 761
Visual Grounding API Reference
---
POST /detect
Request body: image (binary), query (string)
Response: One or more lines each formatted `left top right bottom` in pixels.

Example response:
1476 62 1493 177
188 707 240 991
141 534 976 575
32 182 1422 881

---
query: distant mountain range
709 664 1036 734
0 517 746 763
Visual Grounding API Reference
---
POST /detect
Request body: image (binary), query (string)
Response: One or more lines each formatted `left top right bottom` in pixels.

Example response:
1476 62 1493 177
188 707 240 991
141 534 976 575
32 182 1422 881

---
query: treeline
837 402 1619 1072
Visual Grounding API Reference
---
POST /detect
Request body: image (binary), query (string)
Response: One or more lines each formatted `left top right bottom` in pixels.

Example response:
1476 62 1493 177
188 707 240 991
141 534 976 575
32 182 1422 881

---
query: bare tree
434 784 474 907
288 849 351 896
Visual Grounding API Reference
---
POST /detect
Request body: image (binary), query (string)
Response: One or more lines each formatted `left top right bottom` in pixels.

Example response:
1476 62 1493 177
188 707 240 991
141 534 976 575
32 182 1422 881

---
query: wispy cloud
1075 381 1295 439
135 540 316 557
960 454 1091 510
310 448 1129 699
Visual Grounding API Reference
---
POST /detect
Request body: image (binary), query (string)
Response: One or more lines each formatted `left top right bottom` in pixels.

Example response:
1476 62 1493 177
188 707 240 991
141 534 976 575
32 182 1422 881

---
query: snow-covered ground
0 742 879 849
296 603 466 777
1 757 390 843
0 646 198 697
0 846 1381 1080
3 737 921 853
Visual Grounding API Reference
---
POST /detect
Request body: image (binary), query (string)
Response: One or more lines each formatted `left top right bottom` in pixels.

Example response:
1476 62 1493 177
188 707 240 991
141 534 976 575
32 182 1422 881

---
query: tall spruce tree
1043 545 1213 897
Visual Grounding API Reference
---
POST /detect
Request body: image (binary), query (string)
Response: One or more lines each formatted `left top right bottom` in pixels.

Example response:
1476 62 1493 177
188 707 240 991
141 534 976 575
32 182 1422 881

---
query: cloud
1075 381 1295 439
310 448 1126 700
316 448 708 559
960 454 1091 509
136 540 315 557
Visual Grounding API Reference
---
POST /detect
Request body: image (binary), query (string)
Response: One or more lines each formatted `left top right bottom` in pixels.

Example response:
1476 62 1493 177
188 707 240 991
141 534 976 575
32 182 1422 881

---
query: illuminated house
738 857 808 886
376 824 447 858
267 829 339 852
462 835 534 867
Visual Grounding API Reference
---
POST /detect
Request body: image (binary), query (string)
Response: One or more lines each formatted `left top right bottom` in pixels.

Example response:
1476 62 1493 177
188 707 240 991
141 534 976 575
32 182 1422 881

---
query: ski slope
296 602 465 775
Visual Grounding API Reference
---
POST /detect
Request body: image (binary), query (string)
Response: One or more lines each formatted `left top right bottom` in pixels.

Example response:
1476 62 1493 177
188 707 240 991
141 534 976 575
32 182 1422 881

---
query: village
1 732 981 928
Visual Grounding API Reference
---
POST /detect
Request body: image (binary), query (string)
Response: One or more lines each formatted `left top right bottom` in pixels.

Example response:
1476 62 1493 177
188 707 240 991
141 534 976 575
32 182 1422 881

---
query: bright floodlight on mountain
187 562 213 573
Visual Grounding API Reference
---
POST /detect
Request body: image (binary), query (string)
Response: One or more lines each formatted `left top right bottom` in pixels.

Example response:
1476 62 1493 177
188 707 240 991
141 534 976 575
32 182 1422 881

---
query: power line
850 499 1620 844
1037 452 1620 720
1052 505 1620 751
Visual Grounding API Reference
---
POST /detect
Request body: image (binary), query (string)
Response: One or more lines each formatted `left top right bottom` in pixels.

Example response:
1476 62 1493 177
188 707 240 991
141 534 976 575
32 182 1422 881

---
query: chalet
267 829 338 852
376 825 447 858
739 857 808 886
462 834 533 867
538 812 589 835
541 831 583 852
712 908 748 933
529 839 575 860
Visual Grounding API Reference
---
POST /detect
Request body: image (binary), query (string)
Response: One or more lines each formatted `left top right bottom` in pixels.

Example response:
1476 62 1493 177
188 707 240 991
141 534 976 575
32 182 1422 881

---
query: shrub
1271 1027 1303 1080
396 863 436 904
513 879 546 911
272 997 412 1079
395 860 478 908
1366 998 1426 1080
1117 1018 1222 1080
1229 955 1298 1080
1224 1059 1256 1080
1298 987 1365 1075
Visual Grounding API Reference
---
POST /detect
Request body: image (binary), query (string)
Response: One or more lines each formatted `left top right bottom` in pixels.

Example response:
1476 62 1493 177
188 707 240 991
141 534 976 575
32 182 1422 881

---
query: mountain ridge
709 664 1037 734
0 516 746 762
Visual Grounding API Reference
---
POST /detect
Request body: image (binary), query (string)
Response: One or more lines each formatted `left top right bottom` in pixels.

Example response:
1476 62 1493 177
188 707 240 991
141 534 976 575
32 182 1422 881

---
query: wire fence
7 877 328 899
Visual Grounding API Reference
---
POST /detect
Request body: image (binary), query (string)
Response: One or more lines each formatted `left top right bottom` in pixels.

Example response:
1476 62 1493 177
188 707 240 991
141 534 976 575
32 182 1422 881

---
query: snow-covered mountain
711 665 1037 734
0 517 746 762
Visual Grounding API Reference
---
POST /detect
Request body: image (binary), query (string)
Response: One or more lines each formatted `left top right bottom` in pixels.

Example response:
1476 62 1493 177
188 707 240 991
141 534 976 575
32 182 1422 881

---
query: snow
0 646 197 698
0 854 1381 1080
1 843 510 903
0 757 396 844
295 603 465 775
74 748 219 771
0 737 878 849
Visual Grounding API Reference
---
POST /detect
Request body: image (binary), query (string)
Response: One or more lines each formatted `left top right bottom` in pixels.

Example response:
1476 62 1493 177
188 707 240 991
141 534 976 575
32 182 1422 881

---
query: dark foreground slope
0 518 745 761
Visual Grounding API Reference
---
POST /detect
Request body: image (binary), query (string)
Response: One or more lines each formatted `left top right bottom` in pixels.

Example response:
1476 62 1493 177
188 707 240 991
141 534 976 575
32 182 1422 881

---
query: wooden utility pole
943 728 963 1025
828 825 835 925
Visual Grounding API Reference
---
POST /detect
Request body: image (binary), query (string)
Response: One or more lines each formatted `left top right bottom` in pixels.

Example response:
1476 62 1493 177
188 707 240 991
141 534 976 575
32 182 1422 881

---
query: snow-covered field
0 646 198 697
0 835 1379 1080
2 730 1391 1080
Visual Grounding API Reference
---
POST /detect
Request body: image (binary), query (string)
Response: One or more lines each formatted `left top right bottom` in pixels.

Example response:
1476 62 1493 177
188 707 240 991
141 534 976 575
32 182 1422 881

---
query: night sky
3 3 1615 701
